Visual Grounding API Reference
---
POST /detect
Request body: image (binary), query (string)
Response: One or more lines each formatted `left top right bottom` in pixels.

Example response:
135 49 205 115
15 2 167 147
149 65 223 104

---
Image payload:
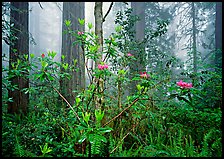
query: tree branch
110 123 138 154
38 2 43 9
46 77 81 122
102 97 139 127
102 2 114 22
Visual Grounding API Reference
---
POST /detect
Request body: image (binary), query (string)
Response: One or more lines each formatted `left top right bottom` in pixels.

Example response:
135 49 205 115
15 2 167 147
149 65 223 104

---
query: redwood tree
8 2 29 114
129 2 146 94
60 2 85 105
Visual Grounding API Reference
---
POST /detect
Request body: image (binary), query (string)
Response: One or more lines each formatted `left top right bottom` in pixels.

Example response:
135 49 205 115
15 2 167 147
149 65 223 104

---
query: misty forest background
2 2 222 157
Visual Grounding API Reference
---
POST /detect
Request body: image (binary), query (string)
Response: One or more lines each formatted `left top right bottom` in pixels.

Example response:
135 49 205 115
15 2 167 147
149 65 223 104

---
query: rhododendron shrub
140 72 150 79
98 63 109 70
176 80 192 89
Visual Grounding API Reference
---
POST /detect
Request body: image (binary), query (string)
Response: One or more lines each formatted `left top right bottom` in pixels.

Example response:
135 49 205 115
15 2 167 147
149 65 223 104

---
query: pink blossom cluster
176 80 193 89
98 64 109 70
78 31 84 35
140 72 149 79
127 52 133 56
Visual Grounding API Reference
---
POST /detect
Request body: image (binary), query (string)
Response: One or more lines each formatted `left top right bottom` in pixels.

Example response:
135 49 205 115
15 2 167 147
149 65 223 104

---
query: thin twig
38 2 44 9
46 76 80 122
52 86 81 122
110 123 138 154
102 97 139 127
103 2 114 22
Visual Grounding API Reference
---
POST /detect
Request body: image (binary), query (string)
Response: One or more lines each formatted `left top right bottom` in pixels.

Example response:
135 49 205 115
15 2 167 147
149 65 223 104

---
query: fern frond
89 133 108 156
14 136 25 157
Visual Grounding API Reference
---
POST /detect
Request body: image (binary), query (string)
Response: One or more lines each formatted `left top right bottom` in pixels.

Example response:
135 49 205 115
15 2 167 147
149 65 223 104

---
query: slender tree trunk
215 2 222 69
60 2 85 106
8 2 29 115
94 2 104 111
192 2 197 84
94 2 103 63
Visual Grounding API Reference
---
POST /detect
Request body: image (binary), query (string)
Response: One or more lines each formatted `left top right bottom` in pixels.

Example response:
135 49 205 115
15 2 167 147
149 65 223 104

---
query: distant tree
131 2 146 71
197 3 216 65
29 2 41 59
215 2 222 68
8 2 29 114
60 2 85 105
145 2 176 75
174 2 216 80
128 2 146 94
191 2 197 84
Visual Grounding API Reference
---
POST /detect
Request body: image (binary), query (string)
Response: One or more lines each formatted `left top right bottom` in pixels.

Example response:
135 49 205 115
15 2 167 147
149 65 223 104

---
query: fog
2 2 217 72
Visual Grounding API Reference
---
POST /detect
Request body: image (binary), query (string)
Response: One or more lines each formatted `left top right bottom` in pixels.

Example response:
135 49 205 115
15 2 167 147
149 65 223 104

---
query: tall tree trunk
60 2 85 106
94 2 104 110
192 2 197 84
8 2 29 114
130 2 146 94
215 2 222 69
94 2 103 63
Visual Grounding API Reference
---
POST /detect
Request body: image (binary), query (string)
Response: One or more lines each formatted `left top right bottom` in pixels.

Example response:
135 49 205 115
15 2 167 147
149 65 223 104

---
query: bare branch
38 2 43 9
102 98 139 127
110 123 138 154
52 86 81 122
103 2 114 22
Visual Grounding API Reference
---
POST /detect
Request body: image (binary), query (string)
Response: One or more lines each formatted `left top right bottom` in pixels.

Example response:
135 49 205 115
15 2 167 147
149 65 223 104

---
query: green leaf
76 125 87 131
118 69 126 75
95 109 104 122
46 149 52 153
76 97 81 105
73 59 78 66
115 25 122 32
48 51 57 59
87 22 93 29
39 72 46 81
99 127 113 133
41 61 48 68
78 18 85 25
78 134 87 143
30 53 35 58
13 49 17 53
65 20 71 27
136 84 143 91
24 54 28 60
61 55 65 60
89 134 107 144
82 112 91 124
132 77 141 81
46 73 54 81
62 63 69 70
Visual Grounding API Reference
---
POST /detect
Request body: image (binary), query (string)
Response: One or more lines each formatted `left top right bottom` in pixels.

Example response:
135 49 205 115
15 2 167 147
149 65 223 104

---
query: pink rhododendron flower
98 64 104 70
104 64 108 69
41 53 45 58
127 53 133 56
140 72 149 78
98 63 108 70
78 31 84 35
176 80 192 89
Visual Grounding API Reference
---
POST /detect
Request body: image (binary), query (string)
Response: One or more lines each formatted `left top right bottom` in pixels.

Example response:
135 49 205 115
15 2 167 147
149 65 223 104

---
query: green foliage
78 18 85 25
2 7 221 158
39 143 53 157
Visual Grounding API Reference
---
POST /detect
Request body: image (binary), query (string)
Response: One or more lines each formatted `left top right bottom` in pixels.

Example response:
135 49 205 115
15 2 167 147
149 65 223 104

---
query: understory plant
2 8 222 157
